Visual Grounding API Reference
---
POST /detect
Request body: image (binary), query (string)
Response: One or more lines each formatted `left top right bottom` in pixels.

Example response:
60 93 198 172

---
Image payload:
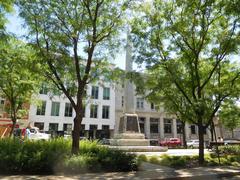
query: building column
59 123 63 131
173 118 177 138
160 115 164 140
145 117 150 139
185 122 190 141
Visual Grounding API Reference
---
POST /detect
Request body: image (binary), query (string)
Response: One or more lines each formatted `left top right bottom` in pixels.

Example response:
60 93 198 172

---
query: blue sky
5 8 126 70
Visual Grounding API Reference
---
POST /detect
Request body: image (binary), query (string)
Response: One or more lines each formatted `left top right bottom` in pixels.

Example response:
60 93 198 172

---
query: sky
5 7 126 70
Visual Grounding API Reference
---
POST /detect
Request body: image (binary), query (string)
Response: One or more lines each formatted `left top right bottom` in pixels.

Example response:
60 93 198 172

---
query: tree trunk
210 123 214 142
213 121 221 165
182 121 187 148
9 118 17 137
72 114 82 154
231 129 234 138
198 122 205 165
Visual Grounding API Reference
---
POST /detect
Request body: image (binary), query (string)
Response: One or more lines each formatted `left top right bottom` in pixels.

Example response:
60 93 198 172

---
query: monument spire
124 31 135 113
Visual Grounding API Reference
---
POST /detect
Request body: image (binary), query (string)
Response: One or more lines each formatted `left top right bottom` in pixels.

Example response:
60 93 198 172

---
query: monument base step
110 139 149 146
113 133 145 139
108 145 168 152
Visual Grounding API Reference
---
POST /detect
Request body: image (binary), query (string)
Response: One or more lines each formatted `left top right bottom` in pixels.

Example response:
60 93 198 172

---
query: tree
0 37 40 136
130 70 189 147
17 0 129 154
0 0 13 32
131 0 240 164
219 100 240 138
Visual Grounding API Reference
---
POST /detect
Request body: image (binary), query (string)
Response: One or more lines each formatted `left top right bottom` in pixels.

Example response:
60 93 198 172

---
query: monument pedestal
110 113 149 146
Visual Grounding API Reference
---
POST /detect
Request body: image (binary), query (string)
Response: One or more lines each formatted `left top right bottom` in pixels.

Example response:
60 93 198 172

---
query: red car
159 138 182 147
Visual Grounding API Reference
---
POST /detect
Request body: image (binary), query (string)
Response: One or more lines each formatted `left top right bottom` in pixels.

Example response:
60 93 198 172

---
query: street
134 148 211 156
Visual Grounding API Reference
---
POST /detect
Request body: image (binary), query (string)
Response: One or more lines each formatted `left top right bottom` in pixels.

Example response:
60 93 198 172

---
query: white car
187 139 199 148
28 127 50 141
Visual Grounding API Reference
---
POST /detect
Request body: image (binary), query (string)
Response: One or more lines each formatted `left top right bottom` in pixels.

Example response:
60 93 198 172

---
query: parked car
159 138 181 147
28 127 50 141
187 139 199 148
223 138 240 145
99 138 110 145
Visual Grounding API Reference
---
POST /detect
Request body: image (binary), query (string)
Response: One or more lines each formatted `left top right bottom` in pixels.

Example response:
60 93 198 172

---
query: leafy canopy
0 37 41 118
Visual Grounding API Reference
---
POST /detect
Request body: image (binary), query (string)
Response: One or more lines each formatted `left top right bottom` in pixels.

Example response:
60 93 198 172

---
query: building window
51 102 60 116
136 98 144 109
0 100 4 105
34 122 44 130
64 103 73 117
49 123 58 131
151 103 155 110
39 84 48 94
122 96 124 107
102 105 110 119
91 86 99 99
191 125 196 134
164 119 172 134
177 120 182 134
103 87 110 100
150 118 159 133
63 123 72 132
36 101 46 115
90 105 98 118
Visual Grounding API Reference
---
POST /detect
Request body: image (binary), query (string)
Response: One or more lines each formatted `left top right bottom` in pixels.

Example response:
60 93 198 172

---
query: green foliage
0 138 138 174
218 145 240 155
0 37 41 128
146 154 240 168
0 0 13 34
159 155 196 168
149 155 160 164
219 101 240 137
64 154 100 173
17 0 130 153
138 154 147 162
0 138 71 174
131 0 240 164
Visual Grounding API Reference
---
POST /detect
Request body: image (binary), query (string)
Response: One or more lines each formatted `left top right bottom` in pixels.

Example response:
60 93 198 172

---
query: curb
155 171 240 179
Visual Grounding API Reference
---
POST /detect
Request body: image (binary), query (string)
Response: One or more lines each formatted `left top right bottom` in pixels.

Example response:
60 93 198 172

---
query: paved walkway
1 162 240 180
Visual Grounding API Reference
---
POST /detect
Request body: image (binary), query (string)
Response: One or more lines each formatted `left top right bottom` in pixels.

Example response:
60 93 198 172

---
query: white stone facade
115 84 212 142
29 83 115 138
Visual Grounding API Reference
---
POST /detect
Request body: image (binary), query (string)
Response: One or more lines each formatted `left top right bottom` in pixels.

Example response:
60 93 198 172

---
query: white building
115 84 212 143
29 82 115 139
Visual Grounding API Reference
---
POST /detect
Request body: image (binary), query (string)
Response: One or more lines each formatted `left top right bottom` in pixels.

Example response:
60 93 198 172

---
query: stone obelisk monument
110 33 149 146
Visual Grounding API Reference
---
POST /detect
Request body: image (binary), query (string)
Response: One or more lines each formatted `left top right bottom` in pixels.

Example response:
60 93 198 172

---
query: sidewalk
0 162 240 179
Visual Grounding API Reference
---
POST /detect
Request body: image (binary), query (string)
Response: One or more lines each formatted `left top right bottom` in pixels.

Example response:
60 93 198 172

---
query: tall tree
0 0 13 31
131 0 240 164
17 0 129 153
0 38 40 136
219 100 240 138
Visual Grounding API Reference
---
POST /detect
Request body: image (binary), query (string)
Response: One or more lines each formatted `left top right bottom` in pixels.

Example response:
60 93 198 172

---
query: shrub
159 155 191 167
138 154 147 162
64 154 101 173
0 138 138 174
218 145 240 155
0 138 71 174
99 149 138 172
231 162 240 166
149 156 160 164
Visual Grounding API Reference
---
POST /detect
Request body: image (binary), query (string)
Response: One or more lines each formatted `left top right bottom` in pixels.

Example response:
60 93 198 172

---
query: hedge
0 138 138 174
